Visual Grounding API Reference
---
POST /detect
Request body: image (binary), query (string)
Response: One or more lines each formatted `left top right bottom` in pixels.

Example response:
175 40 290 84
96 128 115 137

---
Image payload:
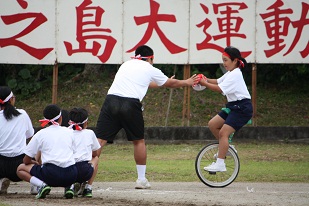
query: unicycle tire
195 142 240 188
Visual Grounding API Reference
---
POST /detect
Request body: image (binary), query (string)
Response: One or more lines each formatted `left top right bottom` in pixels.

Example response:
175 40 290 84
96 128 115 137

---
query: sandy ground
0 181 308 206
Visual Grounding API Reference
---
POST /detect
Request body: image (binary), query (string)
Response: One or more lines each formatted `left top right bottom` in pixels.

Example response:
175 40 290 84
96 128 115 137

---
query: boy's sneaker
64 187 74 199
35 185 51 199
204 162 226 172
135 178 151 189
82 188 92 198
0 178 10 194
30 184 39 195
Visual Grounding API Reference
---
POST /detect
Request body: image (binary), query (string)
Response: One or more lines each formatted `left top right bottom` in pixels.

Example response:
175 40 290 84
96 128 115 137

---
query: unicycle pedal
209 171 216 175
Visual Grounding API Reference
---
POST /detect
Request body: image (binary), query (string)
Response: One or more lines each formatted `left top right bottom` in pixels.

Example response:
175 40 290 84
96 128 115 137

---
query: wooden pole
182 65 187 126
52 62 58 104
252 64 257 126
186 65 191 126
182 65 191 126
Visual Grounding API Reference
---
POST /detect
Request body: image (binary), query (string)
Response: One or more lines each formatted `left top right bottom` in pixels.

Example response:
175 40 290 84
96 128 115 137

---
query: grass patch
95 142 309 183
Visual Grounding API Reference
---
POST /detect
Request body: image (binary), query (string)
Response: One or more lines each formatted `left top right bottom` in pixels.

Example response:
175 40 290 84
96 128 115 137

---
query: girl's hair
43 104 61 124
224 46 247 69
0 86 21 120
135 45 154 61
69 107 88 130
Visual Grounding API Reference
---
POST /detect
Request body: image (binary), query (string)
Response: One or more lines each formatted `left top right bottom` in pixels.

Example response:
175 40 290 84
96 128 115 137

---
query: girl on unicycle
198 46 253 172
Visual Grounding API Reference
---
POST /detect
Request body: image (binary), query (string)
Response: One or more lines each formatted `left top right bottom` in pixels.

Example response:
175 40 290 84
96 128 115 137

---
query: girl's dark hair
61 109 70 127
224 46 247 69
43 104 61 124
0 86 20 120
135 45 154 61
69 107 88 130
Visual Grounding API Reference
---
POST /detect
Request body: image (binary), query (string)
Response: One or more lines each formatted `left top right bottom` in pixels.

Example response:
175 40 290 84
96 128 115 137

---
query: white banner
0 0 308 64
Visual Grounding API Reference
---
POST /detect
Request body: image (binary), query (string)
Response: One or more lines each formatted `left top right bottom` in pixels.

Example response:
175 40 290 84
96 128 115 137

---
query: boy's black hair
135 45 154 61
0 86 20 120
224 46 247 69
69 107 88 130
43 104 61 122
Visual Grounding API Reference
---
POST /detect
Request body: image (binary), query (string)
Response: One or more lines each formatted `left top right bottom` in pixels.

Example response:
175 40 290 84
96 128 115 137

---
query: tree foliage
0 63 308 98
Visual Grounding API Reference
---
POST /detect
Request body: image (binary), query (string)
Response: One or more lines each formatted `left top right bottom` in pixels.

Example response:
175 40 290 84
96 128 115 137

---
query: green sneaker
82 188 92 198
35 185 51 199
64 188 74 199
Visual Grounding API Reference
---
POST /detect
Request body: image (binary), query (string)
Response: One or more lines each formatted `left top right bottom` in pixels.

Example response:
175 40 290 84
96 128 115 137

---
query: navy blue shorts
30 163 78 187
0 154 24 182
218 99 253 131
95 95 144 143
75 161 94 183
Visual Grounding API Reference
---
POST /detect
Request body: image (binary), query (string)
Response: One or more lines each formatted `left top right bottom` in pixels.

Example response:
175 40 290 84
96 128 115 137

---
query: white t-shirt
72 129 101 163
217 68 251 102
0 109 34 157
108 59 168 101
25 125 76 168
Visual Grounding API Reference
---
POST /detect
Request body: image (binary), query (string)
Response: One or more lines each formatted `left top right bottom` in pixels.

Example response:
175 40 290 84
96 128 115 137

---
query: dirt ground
0 181 308 206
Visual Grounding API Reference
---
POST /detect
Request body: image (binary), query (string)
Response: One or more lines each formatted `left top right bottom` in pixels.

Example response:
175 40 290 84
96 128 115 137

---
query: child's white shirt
0 109 34 157
25 125 75 168
217 68 251 102
72 129 101 163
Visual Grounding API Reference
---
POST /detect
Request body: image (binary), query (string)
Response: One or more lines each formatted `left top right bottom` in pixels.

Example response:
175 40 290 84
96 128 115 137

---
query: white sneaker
135 178 151 189
204 162 226 172
30 184 39 195
0 178 10 194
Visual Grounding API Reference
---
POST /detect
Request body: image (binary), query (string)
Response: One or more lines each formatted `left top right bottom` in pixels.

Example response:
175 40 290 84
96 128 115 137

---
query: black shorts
218 99 253 131
95 95 144 143
75 161 94 184
30 163 78 187
0 154 24 182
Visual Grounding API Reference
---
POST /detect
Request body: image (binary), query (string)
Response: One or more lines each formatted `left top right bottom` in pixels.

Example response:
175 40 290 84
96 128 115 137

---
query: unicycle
195 107 251 187
195 141 240 187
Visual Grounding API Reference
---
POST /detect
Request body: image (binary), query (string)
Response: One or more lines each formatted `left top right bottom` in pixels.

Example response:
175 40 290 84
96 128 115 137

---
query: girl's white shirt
217 68 251 102
0 109 34 157
24 125 76 168
108 59 168 101
72 129 101 162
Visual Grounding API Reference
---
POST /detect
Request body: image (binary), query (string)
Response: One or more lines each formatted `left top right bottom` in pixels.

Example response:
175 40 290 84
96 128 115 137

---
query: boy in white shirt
16 104 78 199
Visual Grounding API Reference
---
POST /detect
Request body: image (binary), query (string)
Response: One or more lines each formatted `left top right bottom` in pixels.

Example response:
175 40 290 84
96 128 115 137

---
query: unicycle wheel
195 142 240 188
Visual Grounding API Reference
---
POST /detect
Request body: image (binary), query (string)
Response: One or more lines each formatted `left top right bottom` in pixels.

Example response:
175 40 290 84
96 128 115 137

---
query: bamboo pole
165 65 177 127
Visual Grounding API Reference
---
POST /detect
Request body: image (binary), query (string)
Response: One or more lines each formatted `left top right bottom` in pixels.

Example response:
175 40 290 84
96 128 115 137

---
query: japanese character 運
196 2 251 58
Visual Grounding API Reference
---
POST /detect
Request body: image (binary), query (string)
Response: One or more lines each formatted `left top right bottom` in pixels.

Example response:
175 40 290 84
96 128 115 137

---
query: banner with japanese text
0 0 308 64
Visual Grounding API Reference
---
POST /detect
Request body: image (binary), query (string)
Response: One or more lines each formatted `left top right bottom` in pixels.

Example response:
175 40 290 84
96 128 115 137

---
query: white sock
136 165 146 180
85 184 92 190
216 158 225 165
30 176 45 187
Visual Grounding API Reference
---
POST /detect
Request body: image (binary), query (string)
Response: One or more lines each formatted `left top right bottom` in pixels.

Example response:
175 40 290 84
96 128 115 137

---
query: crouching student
17 104 78 199
66 107 100 198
